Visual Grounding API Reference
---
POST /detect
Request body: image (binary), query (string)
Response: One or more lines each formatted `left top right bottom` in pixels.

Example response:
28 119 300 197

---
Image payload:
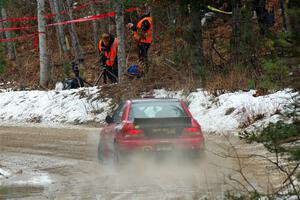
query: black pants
103 65 118 84
138 43 150 72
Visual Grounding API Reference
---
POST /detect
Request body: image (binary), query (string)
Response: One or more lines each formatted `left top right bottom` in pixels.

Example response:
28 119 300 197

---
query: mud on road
0 126 285 200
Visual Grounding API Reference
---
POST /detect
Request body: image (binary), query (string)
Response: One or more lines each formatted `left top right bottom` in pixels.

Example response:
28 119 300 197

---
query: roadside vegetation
235 93 299 199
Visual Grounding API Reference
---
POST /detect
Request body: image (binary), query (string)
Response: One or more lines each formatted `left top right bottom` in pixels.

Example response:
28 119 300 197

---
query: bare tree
0 6 16 60
65 0 83 61
49 0 68 59
0 12 6 50
109 1 115 33
0 17 4 40
189 0 205 81
230 0 241 67
167 4 178 53
49 0 62 58
115 2 126 83
90 0 100 52
37 0 50 87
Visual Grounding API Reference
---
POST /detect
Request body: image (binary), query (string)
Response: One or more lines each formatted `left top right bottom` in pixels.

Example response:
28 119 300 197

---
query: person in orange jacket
98 33 118 84
127 4 152 72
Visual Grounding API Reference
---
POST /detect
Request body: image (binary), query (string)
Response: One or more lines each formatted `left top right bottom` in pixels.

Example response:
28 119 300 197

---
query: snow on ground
0 87 111 124
0 168 11 178
9 173 52 186
0 87 298 134
154 89 298 134
189 89 297 134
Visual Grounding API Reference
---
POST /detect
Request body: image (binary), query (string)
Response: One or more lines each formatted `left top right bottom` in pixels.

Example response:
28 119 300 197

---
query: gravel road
0 126 285 200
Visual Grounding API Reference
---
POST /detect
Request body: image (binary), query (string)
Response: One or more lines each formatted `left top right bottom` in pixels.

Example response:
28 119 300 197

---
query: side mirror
105 115 114 124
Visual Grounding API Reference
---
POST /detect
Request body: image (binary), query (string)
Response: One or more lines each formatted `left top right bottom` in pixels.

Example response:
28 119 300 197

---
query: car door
107 102 126 142
100 102 126 154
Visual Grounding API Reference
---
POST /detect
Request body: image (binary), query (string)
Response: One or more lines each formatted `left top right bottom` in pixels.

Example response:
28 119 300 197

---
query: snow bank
0 87 298 134
154 89 298 135
0 87 111 124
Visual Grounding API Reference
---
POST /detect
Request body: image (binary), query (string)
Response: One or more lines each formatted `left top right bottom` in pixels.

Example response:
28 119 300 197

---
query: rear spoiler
133 117 192 128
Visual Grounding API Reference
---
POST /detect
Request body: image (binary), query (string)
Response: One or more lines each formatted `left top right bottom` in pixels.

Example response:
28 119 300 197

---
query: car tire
97 144 104 164
113 143 121 165
187 149 206 161
98 142 114 165
198 149 206 160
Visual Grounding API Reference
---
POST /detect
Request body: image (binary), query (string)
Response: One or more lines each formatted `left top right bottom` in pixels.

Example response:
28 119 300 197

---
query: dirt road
0 126 285 200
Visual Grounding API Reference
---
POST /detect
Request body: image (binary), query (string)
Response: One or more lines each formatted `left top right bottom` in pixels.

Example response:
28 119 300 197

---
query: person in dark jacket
252 0 275 34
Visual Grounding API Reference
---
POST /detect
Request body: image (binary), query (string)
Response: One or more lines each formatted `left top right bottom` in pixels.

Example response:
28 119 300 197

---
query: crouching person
98 33 118 84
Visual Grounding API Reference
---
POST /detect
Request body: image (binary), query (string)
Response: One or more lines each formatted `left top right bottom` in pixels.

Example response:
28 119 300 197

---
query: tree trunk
90 1 100 52
49 0 62 58
99 2 109 33
189 0 204 81
230 0 241 67
167 5 178 53
109 1 115 33
0 15 6 44
37 0 50 88
1 7 16 60
280 0 287 32
280 0 292 33
288 0 300 45
50 0 68 56
115 2 126 83
151 4 157 46
65 0 83 61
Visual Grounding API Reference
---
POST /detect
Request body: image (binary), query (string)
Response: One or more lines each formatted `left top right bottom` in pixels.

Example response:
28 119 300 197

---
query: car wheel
113 143 127 167
198 149 206 160
187 149 206 161
113 143 121 164
97 142 112 164
97 143 104 164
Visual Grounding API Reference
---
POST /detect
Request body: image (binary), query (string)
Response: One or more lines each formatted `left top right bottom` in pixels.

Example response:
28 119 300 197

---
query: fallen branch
211 38 230 64
277 137 300 145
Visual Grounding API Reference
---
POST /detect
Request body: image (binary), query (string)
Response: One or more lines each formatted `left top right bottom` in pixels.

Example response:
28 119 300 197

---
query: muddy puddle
0 185 44 199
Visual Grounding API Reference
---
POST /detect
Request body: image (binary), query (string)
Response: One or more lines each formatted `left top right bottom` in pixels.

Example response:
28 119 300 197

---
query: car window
129 101 187 120
112 102 125 124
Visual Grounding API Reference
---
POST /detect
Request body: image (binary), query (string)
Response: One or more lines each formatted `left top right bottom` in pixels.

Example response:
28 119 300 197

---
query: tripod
62 59 118 90
93 66 118 85
70 59 93 88
61 59 92 90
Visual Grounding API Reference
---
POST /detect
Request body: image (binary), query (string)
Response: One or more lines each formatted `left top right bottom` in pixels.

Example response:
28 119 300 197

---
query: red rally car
97 98 205 163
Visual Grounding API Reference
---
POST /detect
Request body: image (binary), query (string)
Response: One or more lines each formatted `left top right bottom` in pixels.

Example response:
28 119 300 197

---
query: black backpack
62 77 84 90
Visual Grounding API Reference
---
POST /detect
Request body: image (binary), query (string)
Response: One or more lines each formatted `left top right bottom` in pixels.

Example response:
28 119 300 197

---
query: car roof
131 98 181 103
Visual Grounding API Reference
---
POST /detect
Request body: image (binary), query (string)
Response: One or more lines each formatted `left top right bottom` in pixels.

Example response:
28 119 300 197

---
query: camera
71 58 84 77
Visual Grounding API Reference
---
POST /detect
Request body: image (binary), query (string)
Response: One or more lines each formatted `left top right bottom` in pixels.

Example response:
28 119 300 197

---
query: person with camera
127 4 152 73
98 33 118 84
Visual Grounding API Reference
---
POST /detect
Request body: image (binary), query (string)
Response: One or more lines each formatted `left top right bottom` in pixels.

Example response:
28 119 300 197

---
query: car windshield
129 100 188 119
